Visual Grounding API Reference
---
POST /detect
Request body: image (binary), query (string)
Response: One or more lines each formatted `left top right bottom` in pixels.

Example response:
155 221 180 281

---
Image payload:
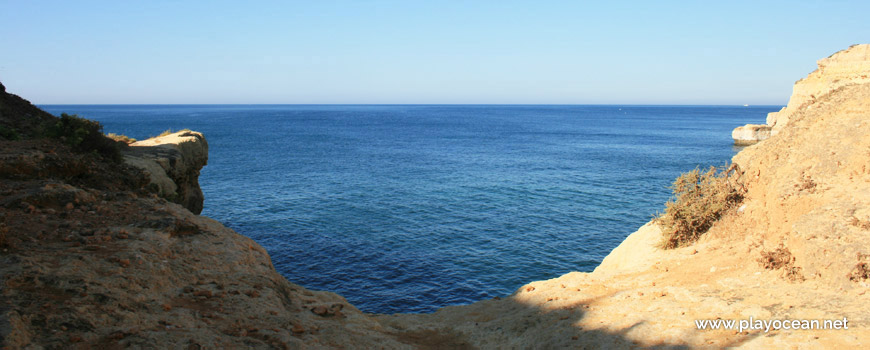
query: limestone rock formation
732 43 870 145
731 124 772 146
124 131 209 214
767 44 870 133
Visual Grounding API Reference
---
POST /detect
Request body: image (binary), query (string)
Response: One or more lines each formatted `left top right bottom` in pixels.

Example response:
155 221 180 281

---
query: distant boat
743 104 750 107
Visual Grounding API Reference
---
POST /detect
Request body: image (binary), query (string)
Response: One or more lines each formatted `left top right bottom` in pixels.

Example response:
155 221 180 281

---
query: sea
40 104 777 314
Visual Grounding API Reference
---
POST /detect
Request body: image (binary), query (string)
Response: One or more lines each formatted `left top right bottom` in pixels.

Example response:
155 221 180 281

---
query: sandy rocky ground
1 44 869 349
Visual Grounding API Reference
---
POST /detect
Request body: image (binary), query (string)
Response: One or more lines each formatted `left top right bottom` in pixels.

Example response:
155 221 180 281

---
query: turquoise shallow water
41 104 776 313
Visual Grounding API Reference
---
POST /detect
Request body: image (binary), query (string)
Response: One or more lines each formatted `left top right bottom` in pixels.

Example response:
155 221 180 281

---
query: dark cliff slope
0 83 416 349
0 82 57 140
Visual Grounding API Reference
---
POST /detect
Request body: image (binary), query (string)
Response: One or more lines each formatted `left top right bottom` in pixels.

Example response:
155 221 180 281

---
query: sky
1 1 868 105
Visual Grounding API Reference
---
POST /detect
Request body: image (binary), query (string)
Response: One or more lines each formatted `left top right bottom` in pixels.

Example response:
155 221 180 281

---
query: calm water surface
41 104 776 313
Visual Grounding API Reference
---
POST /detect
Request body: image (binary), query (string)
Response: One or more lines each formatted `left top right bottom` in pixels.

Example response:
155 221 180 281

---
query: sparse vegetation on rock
850 217 870 230
155 128 192 138
106 132 136 144
656 164 745 249
758 245 794 270
849 253 870 282
757 245 806 282
0 125 20 140
43 113 124 161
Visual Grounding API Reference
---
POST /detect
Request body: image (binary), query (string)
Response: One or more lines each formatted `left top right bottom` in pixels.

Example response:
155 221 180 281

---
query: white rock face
731 124 772 145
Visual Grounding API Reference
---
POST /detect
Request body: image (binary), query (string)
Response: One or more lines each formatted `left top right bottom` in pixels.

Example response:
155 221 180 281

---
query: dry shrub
758 245 805 282
106 133 137 144
850 217 870 230
784 266 806 282
849 263 870 282
758 246 793 270
795 173 817 193
656 164 744 249
155 128 192 138
849 253 870 282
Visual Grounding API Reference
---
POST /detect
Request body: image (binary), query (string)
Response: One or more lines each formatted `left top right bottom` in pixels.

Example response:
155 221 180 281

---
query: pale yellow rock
767 44 870 134
125 130 209 214
731 123 772 145
593 221 663 276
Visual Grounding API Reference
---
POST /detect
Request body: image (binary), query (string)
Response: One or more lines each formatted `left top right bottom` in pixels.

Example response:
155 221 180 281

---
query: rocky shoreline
3 44 870 348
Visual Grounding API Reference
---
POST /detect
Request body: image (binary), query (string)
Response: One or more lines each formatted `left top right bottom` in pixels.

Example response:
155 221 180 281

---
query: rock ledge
123 130 208 214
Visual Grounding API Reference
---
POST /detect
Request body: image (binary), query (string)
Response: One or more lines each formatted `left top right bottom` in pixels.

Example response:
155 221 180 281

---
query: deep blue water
40 104 776 313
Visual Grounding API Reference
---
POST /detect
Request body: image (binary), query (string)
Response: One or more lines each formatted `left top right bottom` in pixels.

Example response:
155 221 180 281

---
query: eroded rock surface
124 131 209 214
0 88 412 348
732 44 870 145
767 44 870 133
732 123 772 146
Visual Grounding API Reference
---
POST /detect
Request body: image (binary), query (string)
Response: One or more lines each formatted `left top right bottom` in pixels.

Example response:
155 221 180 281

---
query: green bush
0 125 20 140
45 113 123 161
0 217 8 249
656 164 744 249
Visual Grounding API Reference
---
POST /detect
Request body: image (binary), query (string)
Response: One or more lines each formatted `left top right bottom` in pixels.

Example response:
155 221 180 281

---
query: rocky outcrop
124 131 208 214
732 44 870 145
731 124 772 146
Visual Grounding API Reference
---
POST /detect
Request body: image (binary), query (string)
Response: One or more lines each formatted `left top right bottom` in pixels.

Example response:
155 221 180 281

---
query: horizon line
37 103 786 107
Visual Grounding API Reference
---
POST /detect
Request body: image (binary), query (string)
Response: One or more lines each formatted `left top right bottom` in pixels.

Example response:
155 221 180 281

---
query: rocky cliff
124 131 209 214
767 44 870 134
0 88 414 348
732 43 870 145
3 44 870 349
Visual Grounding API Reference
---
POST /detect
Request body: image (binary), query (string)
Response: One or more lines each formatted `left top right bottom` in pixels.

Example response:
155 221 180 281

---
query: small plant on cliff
154 128 192 138
656 164 744 249
45 113 123 161
106 132 137 144
0 217 8 249
0 125 20 140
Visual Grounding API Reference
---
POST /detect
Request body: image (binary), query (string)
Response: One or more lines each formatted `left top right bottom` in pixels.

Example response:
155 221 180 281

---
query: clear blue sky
1 1 868 104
